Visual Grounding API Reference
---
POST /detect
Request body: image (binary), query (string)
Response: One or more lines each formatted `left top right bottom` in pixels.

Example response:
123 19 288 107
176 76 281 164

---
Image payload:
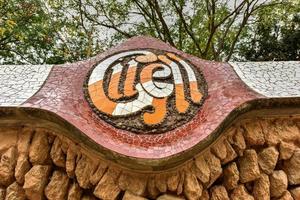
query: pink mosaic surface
22 36 263 159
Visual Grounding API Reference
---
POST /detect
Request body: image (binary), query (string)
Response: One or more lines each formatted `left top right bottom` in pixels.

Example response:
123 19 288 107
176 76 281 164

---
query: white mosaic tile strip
88 50 150 85
112 83 153 115
230 61 300 97
142 64 173 98
0 65 53 106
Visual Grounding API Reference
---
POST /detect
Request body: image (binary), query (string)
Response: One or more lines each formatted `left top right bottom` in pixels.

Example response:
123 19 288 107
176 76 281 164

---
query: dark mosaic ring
83 49 207 134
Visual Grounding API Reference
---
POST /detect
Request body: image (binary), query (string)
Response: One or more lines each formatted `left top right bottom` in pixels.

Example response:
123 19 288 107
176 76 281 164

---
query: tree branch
171 0 203 55
226 2 253 61
203 0 216 57
132 0 164 40
82 8 133 38
146 0 175 46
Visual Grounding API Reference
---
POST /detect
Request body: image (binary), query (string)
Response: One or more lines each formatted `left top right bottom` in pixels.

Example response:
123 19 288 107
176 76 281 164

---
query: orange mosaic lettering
86 50 206 132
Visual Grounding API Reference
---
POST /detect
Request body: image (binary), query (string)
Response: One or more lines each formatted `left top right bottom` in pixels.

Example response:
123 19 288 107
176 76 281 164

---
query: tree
0 0 56 64
54 0 283 61
0 0 103 64
238 0 299 61
0 0 293 64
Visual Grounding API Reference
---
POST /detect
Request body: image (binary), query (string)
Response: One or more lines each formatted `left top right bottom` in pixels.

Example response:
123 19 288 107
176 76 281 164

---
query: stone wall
0 117 299 200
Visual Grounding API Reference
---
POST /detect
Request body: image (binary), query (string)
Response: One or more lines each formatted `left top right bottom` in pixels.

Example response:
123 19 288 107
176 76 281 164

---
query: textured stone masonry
0 116 299 199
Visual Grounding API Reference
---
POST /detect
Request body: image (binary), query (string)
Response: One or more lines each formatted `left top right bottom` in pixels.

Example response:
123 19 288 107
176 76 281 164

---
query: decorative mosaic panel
0 65 53 106
1 37 299 164
84 50 207 133
230 61 300 97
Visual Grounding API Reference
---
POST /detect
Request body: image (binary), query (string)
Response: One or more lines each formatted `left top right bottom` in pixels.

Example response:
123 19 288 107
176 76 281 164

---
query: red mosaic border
23 36 263 160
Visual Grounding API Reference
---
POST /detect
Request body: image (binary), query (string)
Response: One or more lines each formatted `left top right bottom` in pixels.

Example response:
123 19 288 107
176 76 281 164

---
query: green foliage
0 0 298 64
238 1 300 61
0 0 56 64
0 0 103 64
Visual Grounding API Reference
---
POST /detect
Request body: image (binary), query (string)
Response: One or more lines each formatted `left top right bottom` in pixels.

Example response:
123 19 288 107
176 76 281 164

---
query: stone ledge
1 98 300 171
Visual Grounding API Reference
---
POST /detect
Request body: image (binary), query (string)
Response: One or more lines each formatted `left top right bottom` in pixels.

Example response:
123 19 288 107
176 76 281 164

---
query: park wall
0 114 300 200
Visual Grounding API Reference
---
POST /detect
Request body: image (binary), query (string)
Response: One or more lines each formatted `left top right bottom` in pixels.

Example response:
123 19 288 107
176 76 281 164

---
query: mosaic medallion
85 49 207 133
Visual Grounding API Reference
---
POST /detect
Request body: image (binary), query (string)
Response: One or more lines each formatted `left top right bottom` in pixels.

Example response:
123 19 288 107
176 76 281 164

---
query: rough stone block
238 149 260 183
50 137 65 168
122 191 147 200
93 168 121 200
284 149 300 185
45 170 69 200
17 128 33 155
75 155 97 189
0 129 18 155
258 146 279 174
118 172 147 196
184 172 203 200
243 122 265 146
253 173 270 200
230 185 254 200
23 165 51 200
210 185 229 200
279 141 295 160
223 162 239 190
270 170 288 198
15 154 31 185
67 182 82 200
166 172 180 192
0 147 17 186
5 182 26 200
29 131 51 165
204 151 222 187
194 156 210 185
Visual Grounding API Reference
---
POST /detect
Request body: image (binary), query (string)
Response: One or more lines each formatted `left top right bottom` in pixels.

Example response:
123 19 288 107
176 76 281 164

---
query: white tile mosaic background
88 50 150 85
0 65 53 106
230 61 300 97
112 83 153 115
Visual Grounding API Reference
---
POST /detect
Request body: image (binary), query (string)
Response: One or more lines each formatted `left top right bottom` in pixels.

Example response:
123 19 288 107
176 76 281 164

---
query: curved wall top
230 61 300 97
0 65 53 106
0 36 299 168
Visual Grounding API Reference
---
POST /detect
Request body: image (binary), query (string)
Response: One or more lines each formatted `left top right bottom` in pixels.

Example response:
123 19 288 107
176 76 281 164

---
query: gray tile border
0 65 53 106
230 61 300 97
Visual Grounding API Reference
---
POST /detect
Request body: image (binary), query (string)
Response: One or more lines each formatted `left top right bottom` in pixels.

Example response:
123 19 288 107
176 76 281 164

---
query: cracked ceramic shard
0 65 53 106
230 61 300 97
